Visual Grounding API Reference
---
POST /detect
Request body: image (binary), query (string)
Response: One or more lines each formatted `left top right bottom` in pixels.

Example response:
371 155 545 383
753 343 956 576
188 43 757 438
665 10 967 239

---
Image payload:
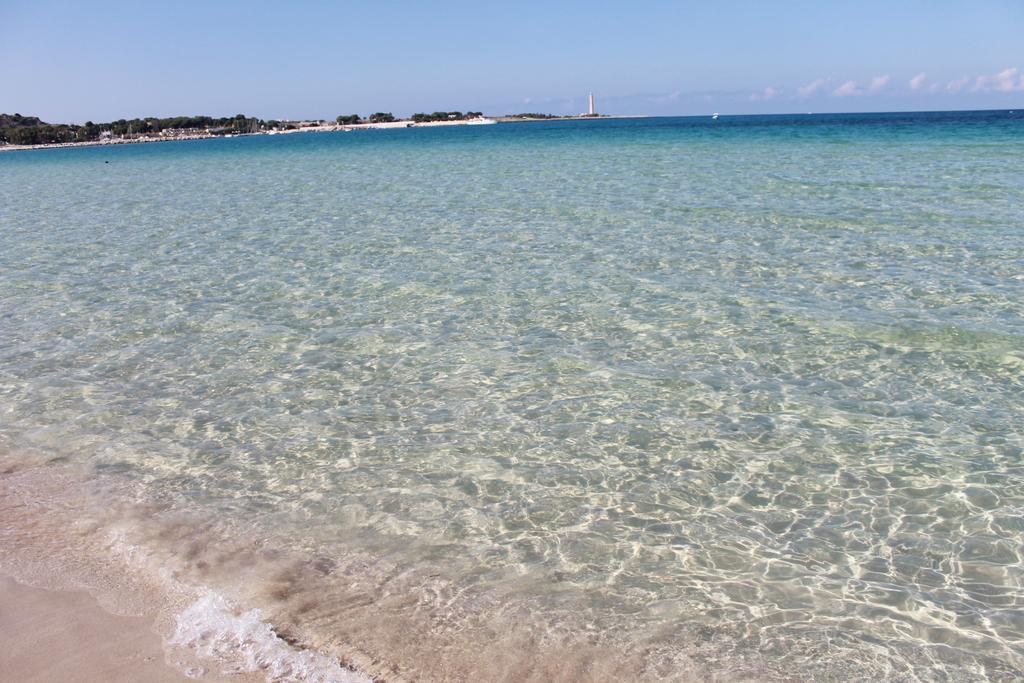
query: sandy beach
0 574 253 683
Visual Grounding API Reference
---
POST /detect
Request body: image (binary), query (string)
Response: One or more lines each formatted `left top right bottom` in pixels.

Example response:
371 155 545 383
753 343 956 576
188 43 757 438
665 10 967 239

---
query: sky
2 0 1023 122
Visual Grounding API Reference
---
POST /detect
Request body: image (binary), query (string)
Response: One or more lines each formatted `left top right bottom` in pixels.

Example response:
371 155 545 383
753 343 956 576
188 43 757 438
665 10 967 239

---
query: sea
1 111 1022 682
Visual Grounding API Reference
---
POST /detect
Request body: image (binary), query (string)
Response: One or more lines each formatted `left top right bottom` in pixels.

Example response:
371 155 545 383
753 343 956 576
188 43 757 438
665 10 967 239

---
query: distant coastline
0 115 491 153
0 111 498 152
0 118 474 153
0 111 641 153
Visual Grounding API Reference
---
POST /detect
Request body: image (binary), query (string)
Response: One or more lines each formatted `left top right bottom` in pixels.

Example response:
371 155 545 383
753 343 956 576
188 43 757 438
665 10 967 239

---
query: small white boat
712 113 719 120
466 117 497 125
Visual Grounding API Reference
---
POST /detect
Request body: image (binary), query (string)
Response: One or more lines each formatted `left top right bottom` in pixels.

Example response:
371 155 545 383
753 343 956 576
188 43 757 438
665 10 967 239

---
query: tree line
410 111 483 123
335 113 398 125
335 111 486 125
1 113 300 145
506 113 561 119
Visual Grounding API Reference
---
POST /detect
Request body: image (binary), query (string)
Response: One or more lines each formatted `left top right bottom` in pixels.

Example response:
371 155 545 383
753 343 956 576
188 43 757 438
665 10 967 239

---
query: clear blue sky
3 0 1023 122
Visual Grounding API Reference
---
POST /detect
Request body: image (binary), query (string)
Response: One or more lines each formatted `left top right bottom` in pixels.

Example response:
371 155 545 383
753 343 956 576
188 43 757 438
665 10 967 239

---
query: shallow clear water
2 112 1023 681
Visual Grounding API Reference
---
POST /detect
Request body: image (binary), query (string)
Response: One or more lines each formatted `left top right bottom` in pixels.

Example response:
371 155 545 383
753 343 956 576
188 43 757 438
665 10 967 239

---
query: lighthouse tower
588 92 596 115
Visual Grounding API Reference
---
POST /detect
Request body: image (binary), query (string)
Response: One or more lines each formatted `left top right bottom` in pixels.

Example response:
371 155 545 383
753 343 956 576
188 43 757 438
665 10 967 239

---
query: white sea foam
173 593 371 683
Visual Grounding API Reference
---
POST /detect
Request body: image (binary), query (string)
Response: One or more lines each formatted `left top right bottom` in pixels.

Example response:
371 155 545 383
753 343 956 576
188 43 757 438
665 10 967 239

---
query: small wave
173 593 372 683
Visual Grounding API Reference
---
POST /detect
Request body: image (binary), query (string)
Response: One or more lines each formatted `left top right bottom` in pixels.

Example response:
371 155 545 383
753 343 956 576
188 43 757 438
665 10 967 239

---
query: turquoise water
1 112 1023 681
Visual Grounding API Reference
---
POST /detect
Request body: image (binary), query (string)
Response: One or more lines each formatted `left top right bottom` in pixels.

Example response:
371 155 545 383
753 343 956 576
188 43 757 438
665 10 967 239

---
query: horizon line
5 105 1022 128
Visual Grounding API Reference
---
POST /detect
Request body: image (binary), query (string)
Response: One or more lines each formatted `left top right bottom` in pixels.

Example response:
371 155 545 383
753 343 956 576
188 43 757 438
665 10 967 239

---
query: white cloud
909 73 926 90
971 67 1024 93
830 75 888 97
797 78 827 97
996 67 1023 92
832 80 859 97
946 77 968 93
867 75 890 93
